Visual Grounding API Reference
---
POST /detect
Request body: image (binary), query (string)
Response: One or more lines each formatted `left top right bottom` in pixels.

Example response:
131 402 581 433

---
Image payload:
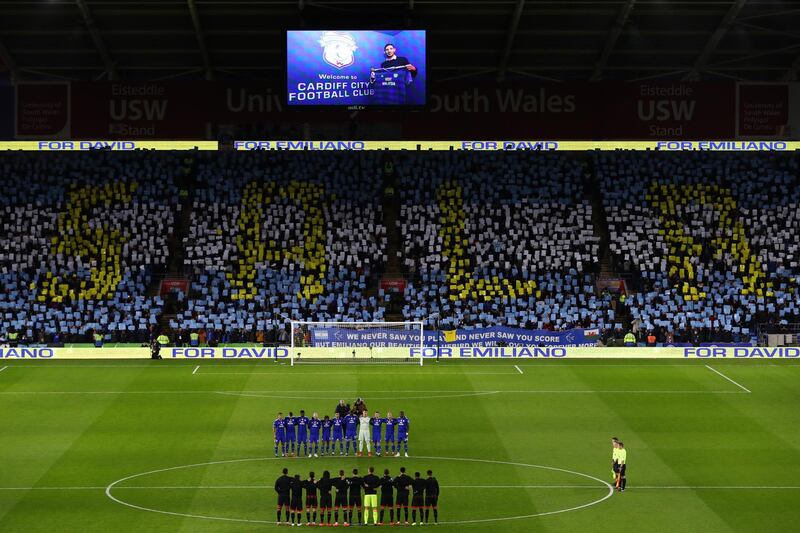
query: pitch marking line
705 365 751 393
192 365 199 375
0 389 748 396
4 484 800 491
104 455 614 525
514 365 523 374
0 366 7 373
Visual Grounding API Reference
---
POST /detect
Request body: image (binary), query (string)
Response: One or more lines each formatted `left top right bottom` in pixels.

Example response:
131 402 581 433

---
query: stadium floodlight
289 321 425 366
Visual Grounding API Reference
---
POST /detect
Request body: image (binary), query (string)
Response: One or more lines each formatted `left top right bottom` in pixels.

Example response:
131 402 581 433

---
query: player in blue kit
371 411 384 456
309 413 321 457
396 411 410 457
296 410 310 457
322 415 333 455
332 412 345 455
273 412 287 457
384 411 397 456
285 412 297 456
344 410 359 455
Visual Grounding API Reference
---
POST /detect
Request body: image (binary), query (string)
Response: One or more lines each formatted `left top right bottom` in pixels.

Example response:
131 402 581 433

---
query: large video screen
287 30 426 107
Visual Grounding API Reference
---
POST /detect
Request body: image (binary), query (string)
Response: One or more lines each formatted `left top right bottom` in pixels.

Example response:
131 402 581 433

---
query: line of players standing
274 409 411 458
275 466 440 526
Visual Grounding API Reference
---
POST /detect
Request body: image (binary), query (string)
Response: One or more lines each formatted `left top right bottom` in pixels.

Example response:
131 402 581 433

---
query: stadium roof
1 0 800 83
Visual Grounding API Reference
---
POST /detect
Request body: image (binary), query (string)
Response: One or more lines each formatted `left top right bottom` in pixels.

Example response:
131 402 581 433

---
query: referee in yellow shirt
616 442 627 492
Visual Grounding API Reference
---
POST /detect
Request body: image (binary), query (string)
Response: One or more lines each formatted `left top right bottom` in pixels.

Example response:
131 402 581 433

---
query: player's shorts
333 434 343 441
320 494 333 509
347 433 357 440
425 496 438 508
349 495 362 509
612 463 620 473
411 495 425 508
364 494 378 508
290 498 303 512
305 496 318 508
372 435 382 442
335 493 348 509
380 497 394 508
286 433 297 442
385 436 396 443
398 434 408 442
297 434 308 442
619 464 627 476
395 493 409 507
275 435 286 443
277 494 290 507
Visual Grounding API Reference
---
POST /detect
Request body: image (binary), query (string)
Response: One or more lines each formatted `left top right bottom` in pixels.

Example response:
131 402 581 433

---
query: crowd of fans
174 152 388 334
0 152 184 343
2 150 798 346
596 151 800 342
394 152 605 331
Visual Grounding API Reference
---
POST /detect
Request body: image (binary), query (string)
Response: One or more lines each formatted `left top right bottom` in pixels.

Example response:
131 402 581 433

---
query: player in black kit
411 471 427 525
333 470 350 526
317 471 333 526
290 474 303 526
348 468 363 526
303 472 319 525
393 466 413 525
378 468 395 525
425 469 440 524
274 467 292 525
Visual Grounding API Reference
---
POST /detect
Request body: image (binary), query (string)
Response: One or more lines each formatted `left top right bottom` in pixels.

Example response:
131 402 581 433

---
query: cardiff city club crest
318 31 357 69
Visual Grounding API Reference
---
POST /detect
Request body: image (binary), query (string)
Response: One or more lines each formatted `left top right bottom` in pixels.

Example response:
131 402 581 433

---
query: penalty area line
514 365 523 374
0 366 7 373
705 365 751 393
192 365 199 375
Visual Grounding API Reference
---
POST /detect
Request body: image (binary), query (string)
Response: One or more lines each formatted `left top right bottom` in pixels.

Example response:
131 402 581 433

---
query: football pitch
1 358 799 532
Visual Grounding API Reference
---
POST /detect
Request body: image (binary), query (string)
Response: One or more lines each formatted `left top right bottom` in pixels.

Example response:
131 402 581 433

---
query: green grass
1 358 799 532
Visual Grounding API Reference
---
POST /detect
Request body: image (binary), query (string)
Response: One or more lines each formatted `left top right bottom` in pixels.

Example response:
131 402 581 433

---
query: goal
289 321 425 365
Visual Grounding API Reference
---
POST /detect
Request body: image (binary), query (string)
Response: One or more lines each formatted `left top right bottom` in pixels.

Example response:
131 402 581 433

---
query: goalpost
289 321 425 366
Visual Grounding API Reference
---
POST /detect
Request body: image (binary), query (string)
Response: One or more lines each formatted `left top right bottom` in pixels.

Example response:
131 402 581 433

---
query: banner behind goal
289 321 425 365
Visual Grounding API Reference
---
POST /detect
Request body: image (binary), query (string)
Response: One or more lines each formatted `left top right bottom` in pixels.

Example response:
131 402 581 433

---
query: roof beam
590 0 635 81
497 0 525 81
0 38 20 82
683 0 747 80
75 0 117 80
187 0 214 80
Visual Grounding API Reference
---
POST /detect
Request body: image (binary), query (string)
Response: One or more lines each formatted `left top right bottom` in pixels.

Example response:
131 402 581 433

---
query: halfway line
705 365 751 393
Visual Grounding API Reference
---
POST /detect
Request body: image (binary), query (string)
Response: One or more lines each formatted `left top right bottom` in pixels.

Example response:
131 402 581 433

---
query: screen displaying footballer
286 30 426 106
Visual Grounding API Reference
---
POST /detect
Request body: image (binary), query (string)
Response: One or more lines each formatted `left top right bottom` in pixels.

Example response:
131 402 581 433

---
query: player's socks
622 477 627 490
390 509 394 523
373 508 378 524
412 510 417 523
379 509 384 523
275 443 279 456
277 509 282 522
425 509 429 523
433 509 438 523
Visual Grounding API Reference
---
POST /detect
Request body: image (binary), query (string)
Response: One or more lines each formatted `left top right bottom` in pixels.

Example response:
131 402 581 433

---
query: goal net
289 321 425 365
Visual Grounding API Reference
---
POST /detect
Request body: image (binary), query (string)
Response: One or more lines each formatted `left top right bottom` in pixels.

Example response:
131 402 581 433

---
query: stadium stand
394 152 606 332
176 152 388 342
596 151 800 344
0 152 185 343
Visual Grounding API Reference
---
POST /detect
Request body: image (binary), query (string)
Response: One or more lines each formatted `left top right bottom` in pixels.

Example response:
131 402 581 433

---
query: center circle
105 456 613 525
